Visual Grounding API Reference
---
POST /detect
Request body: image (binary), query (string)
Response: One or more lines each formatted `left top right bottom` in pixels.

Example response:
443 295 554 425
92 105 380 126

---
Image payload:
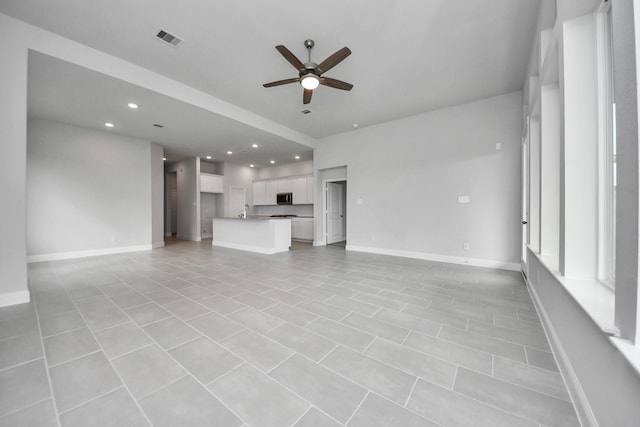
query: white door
326 182 346 244
229 187 246 217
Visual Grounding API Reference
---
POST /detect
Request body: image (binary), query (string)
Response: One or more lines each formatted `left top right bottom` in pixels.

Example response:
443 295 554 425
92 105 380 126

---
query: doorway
166 172 178 237
325 180 347 245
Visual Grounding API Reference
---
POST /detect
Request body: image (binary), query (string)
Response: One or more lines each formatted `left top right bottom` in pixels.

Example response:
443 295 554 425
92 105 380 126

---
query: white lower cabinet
291 217 314 241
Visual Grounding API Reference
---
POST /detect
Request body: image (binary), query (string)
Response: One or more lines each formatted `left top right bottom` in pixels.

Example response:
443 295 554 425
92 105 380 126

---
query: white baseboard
0 290 31 307
526 276 597 427
152 241 165 249
27 244 154 263
345 244 520 271
212 241 289 255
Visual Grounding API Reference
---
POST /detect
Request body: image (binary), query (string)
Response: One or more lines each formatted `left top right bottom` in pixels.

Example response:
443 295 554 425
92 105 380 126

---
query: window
596 1 616 288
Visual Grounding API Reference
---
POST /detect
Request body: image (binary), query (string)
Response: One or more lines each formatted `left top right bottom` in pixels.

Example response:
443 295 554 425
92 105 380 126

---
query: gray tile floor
0 239 580 427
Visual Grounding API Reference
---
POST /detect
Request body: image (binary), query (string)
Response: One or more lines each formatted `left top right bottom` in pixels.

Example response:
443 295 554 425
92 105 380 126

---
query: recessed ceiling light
270 160 275 164
252 144 258 148
105 122 114 128
127 103 139 109
353 123 359 128
163 157 167 161
294 155 300 160
227 151 233 155
206 156 212 159
250 164 255 168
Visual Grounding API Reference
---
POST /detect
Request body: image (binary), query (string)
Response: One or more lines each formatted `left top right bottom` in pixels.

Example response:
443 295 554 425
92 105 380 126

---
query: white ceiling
2 0 541 164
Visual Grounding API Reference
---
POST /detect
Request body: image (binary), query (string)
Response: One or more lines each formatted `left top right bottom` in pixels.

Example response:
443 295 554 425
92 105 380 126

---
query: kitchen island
211 217 291 254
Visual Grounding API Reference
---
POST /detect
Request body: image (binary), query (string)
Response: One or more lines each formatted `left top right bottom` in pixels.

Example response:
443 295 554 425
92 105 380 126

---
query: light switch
495 143 502 150
457 195 470 203
357 198 363 205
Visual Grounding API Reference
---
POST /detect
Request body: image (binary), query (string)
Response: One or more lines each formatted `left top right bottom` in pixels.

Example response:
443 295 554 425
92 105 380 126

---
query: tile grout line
403 377 420 408
62 286 157 427
30 278 64 427
23 244 572 427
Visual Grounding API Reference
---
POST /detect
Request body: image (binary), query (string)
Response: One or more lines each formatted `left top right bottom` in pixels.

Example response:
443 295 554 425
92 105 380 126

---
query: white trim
212 241 289 254
322 178 347 247
595 2 616 284
27 244 154 263
152 241 165 249
345 244 520 272
0 290 30 307
610 337 640 377
526 275 599 427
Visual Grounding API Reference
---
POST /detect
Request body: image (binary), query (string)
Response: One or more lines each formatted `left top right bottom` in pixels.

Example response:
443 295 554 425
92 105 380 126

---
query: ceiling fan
263 39 353 104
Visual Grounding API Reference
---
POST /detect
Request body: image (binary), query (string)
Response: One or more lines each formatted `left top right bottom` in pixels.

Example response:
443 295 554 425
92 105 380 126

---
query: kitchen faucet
238 204 249 218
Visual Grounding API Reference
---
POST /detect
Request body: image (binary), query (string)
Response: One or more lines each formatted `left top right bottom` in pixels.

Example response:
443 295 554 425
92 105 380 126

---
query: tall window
597 1 616 288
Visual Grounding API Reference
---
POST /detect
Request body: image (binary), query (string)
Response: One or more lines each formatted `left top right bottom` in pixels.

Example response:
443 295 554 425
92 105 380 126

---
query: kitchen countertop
214 216 291 221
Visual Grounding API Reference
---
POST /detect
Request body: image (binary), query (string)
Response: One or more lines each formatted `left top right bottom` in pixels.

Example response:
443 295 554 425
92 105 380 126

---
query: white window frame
596 0 616 289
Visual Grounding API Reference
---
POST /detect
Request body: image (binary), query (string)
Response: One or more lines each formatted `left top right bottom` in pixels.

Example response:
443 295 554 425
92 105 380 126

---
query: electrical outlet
202 229 206 234
110 235 116 242
463 242 470 250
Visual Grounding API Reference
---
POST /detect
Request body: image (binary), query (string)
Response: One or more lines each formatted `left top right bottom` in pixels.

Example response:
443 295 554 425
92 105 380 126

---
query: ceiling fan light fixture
300 74 320 90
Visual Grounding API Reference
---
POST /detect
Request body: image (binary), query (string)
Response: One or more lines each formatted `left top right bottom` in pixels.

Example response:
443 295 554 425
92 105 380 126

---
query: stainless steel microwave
276 193 292 205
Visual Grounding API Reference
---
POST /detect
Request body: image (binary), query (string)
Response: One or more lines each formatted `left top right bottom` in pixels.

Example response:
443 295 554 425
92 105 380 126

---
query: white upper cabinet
253 174 314 205
292 176 307 204
277 178 292 194
293 175 314 204
266 180 278 203
306 175 314 204
253 180 267 205
200 173 224 193
252 180 277 205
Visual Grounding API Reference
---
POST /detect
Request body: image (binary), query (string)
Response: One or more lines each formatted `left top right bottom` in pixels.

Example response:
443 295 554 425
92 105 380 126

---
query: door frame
322 178 347 246
521 118 530 274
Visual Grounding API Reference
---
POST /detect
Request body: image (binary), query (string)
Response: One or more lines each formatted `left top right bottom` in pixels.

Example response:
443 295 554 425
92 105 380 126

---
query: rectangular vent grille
156 29 183 47
301 109 312 114
153 123 164 128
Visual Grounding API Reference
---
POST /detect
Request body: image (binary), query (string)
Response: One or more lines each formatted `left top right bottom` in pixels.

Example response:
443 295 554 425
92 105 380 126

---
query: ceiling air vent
153 123 164 128
301 109 312 115
155 29 183 47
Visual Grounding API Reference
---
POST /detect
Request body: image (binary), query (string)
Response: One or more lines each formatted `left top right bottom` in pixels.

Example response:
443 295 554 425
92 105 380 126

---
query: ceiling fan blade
303 89 313 104
275 45 305 72
263 78 299 88
317 47 351 74
321 77 353 91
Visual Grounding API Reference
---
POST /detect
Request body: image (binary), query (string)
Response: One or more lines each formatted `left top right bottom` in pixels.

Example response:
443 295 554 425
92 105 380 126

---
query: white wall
0 17 29 305
258 160 313 179
222 162 258 216
150 143 165 248
314 92 522 269
27 119 162 259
